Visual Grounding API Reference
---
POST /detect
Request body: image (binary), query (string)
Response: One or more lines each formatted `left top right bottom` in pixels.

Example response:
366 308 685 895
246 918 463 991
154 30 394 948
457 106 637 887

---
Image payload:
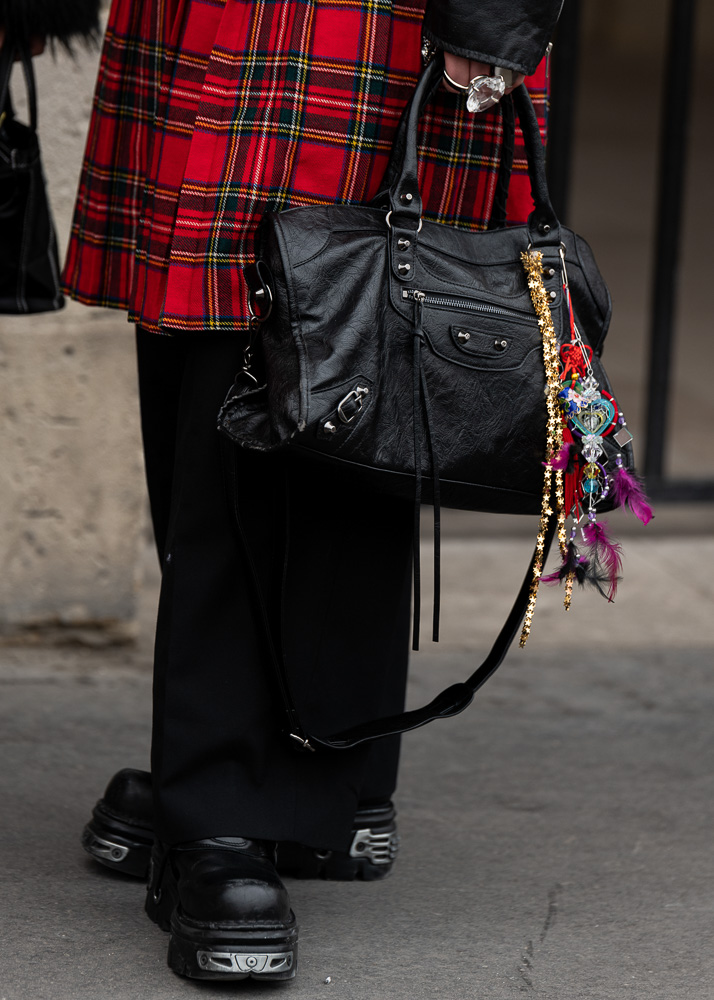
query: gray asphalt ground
1 527 713 999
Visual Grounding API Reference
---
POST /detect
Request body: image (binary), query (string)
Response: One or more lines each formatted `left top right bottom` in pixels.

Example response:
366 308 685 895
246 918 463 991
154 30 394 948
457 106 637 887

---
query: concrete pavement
1 532 712 999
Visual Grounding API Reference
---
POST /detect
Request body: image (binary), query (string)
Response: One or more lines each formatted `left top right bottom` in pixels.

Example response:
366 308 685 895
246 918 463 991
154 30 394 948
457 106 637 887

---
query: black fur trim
1 0 101 50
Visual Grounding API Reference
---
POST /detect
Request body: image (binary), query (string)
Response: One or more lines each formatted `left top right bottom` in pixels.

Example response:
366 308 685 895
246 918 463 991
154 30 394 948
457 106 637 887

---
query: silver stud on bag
397 238 411 250
324 421 337 434
397 262 411 275
456 330 471 342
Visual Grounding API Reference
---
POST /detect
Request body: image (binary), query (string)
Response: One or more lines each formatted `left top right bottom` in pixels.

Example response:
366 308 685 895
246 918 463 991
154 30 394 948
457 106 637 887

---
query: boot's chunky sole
82 778 399 882
167 916 298 981
145 845 298 982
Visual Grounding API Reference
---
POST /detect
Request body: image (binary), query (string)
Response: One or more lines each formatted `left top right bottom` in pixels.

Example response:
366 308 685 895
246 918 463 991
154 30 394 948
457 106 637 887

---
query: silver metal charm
614 425 634 448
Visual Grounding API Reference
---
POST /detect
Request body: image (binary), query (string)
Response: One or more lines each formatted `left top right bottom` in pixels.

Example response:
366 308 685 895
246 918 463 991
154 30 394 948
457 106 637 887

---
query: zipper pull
402 289 425 302
413 293 424 341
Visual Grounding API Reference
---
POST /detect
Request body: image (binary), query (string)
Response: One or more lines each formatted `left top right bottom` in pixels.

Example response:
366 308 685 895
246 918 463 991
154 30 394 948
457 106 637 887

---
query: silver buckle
337 386 370 424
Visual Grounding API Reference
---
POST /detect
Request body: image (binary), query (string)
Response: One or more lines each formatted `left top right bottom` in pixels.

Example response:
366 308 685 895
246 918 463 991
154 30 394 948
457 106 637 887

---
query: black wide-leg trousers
135 328 413 850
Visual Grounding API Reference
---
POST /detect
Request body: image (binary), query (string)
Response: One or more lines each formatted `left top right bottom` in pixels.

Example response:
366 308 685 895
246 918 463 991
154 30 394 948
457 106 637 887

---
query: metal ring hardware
247 282 273 321
385 210 423 233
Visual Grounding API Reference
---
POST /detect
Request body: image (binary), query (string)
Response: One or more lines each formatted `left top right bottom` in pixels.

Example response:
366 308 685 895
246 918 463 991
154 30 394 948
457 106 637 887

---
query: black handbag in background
0 39 63 314
218 52 649 752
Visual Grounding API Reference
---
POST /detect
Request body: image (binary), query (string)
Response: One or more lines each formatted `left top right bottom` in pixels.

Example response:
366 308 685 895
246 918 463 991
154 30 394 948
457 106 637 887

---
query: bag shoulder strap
224 430 555 752
310 521 555 750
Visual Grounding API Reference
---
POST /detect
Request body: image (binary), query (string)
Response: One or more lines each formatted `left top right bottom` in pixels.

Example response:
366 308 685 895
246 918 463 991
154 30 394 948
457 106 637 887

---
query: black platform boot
146 837 298 981
82 768 400 881
81 768 154 878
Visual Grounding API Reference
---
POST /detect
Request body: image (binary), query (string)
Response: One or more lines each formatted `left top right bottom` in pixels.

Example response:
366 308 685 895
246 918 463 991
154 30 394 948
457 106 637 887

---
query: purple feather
583 519 623 602
546 441 573 471
612 464 654 525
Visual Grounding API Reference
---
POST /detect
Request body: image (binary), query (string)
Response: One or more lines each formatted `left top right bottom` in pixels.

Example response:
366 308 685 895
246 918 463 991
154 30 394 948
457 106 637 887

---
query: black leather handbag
0 40 63 314
218 52 640 752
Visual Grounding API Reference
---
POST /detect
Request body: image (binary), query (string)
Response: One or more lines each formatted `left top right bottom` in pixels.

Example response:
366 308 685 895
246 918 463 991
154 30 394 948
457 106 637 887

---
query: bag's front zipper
402 288 535 323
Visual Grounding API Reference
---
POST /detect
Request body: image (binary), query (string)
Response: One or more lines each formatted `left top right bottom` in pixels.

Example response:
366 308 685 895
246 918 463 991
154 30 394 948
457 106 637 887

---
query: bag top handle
384 51 560 248
0 39 39 134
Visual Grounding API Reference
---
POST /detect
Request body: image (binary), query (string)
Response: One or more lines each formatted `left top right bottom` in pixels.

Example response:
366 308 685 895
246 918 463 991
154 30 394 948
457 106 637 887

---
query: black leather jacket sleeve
423 0 564 76
0 0 101 48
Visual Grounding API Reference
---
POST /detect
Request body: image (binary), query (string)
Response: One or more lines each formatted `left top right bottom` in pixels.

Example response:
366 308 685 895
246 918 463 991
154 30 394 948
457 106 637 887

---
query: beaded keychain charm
519 248 653 646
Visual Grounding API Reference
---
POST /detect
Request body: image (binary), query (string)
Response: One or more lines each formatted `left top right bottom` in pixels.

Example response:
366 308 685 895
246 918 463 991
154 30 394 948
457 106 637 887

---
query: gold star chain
519 250 568 645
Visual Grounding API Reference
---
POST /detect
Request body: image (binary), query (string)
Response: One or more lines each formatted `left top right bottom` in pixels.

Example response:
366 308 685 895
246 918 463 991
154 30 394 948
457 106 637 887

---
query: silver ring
443 67 511 114
442 69 470 93
385 210 422 233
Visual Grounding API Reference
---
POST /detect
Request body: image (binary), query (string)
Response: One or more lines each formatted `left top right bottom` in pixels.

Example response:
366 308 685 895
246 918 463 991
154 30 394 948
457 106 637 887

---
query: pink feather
612 464 654 525
583 519 623 602
541 566 567 585
547 441 573 471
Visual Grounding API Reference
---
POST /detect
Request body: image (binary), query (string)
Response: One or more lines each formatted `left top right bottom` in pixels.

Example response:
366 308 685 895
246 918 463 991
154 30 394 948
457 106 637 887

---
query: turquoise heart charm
570 395 616 437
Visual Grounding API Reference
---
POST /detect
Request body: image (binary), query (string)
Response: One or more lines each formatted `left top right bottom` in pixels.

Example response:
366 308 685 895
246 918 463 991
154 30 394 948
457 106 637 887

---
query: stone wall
0 14 146 643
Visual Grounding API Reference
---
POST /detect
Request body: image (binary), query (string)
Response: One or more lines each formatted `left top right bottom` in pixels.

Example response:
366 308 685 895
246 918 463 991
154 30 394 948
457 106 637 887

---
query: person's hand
443 52 524 96
0 27 47 58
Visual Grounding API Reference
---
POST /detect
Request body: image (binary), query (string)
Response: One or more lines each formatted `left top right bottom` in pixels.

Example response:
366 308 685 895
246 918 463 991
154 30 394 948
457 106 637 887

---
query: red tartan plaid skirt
61 0 548 334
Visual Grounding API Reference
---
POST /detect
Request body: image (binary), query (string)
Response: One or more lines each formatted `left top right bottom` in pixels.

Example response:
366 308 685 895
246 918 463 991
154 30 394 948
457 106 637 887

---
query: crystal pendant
466 75 506 113
579 374 600 404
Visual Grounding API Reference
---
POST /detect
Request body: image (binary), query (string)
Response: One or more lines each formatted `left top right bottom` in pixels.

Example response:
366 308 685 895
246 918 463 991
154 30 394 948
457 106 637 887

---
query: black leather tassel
419 363 441 642
411 296 424 650
411 294 441 649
